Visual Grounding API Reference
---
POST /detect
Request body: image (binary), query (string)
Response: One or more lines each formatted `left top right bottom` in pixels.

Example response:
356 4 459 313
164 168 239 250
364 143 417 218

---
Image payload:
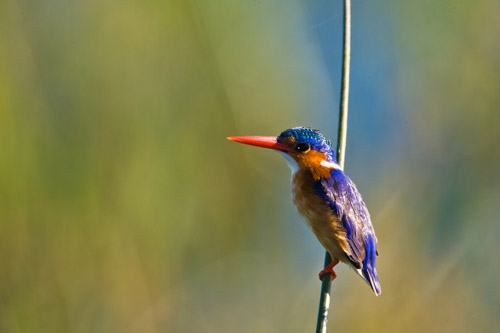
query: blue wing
313 169 381 295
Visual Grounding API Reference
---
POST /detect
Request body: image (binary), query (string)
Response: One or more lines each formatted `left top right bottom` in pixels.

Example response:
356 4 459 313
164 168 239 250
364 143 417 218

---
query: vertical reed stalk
315 0 351 332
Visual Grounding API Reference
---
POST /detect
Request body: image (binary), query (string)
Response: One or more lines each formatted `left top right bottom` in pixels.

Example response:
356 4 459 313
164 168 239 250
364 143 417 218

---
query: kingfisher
228 127 381 295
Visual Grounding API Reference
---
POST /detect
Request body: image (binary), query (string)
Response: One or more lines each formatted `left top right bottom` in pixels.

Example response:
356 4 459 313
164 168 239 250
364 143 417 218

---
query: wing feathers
315 169 381 295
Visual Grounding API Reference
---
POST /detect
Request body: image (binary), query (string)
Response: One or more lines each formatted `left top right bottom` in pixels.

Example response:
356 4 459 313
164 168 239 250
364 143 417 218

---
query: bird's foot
318 259 340 281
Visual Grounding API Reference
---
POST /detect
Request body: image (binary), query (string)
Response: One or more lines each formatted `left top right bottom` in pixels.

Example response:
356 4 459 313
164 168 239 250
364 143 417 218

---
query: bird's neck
281 150 340 180
296 151 339 180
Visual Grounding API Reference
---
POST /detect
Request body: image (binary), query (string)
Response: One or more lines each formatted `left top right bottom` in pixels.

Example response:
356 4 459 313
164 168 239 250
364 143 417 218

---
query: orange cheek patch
297 151 331 180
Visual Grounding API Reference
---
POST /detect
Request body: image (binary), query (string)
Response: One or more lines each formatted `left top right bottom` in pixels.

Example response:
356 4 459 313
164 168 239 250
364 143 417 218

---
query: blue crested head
227 126 339 178
277 127 337 163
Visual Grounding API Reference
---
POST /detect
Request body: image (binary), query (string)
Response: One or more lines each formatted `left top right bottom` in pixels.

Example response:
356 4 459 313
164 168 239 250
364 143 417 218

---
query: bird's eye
295 143 310 152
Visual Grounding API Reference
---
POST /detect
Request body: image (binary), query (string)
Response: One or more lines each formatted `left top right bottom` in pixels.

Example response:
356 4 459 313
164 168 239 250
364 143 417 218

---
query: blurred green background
1 0 499 332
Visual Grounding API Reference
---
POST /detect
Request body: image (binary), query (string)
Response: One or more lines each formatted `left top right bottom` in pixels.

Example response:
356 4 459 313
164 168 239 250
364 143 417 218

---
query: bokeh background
1 0 499 332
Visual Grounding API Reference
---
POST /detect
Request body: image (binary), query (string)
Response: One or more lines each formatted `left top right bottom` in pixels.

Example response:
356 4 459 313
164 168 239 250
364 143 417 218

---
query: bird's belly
291 171 350 263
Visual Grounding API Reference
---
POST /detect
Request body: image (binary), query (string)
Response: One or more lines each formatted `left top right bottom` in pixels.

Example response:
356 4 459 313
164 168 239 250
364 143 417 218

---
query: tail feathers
360 234 381 296
357 266 381 296
364 266 381 296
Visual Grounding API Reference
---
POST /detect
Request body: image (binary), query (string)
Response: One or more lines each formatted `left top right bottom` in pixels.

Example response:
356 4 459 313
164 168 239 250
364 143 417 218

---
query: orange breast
291 169 351 263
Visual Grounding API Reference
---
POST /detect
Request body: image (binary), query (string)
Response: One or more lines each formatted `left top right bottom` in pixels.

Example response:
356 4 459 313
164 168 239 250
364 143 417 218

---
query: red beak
227 136 295 153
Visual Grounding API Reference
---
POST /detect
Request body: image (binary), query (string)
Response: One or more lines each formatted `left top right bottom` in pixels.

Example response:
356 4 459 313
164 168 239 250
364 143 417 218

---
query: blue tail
362 235 381 296
362 265 381 296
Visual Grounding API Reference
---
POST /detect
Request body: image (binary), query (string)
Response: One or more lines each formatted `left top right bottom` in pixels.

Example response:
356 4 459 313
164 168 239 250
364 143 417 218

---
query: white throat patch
278 152 299 175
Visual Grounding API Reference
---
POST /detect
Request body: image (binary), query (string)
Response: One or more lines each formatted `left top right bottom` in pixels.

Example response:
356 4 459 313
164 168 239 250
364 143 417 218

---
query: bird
227 127 381 295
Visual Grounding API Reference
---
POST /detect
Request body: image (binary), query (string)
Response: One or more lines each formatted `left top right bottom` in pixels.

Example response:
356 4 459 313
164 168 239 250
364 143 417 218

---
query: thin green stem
336 0 350 170
315 1 351 332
